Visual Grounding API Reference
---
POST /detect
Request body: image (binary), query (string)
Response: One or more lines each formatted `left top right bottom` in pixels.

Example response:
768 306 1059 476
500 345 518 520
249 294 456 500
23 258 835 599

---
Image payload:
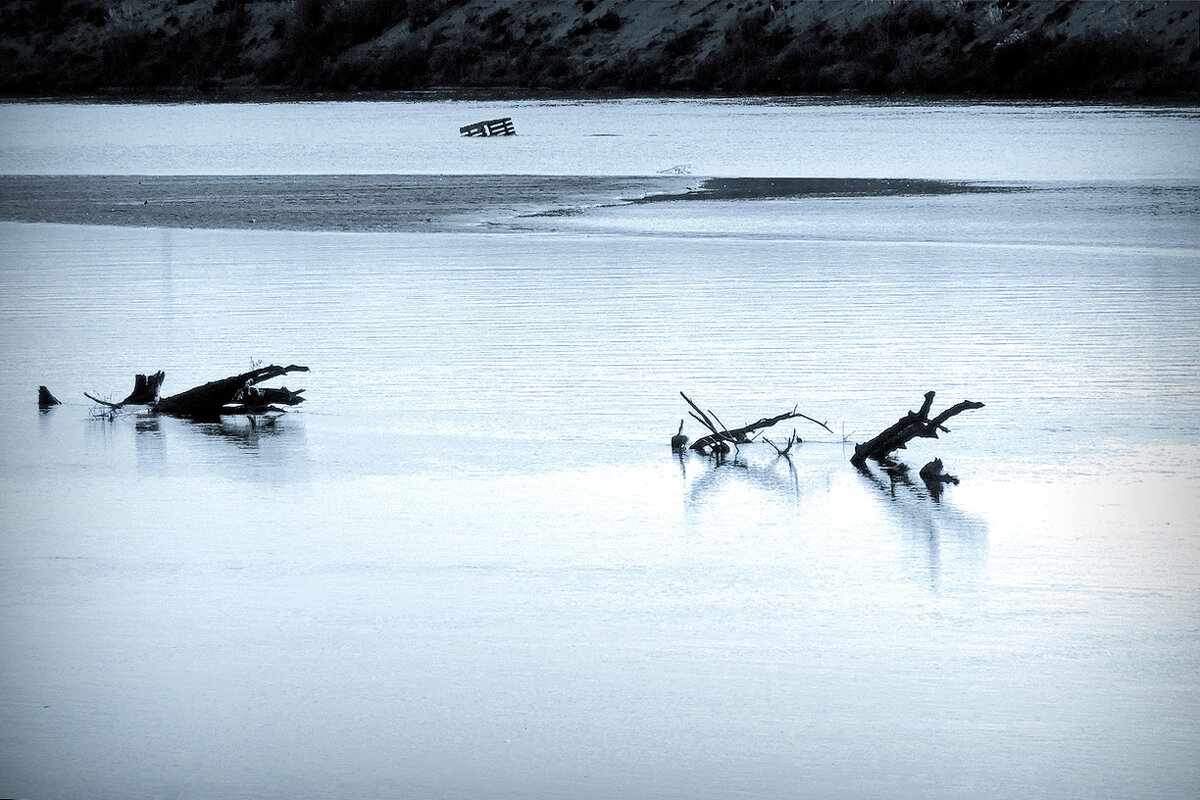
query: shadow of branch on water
681 451 804 514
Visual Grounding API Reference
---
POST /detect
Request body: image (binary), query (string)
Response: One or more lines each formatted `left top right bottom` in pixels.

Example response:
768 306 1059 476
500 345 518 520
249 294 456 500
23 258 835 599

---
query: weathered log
220 385 306 416
681 392 831 454
38 386 61 409
851 391 984 468
155 364 309 420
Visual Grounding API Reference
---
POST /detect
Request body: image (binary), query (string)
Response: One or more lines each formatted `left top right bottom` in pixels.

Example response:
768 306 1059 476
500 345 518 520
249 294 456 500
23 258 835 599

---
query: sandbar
0 174 1006 233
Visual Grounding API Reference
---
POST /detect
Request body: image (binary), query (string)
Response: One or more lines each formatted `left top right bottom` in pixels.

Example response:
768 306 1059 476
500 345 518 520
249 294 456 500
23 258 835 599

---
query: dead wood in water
763 429 799 457
680 392 831 456
919 458 959 487
121 371 166 405
85 370 165 409
670 420 689 451
919 458 960 501
851 391 984 468
85 364 309 420
155 364 309 420
38 386 61 409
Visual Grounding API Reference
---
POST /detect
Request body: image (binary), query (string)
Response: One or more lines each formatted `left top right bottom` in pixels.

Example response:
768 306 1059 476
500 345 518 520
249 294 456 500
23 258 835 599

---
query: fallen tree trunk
851 391 984 468
85 364 309 420
155 364 309 420
681 392 831 455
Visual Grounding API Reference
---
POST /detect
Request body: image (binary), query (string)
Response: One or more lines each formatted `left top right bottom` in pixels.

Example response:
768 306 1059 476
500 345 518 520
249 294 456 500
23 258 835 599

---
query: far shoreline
2 88 1198 108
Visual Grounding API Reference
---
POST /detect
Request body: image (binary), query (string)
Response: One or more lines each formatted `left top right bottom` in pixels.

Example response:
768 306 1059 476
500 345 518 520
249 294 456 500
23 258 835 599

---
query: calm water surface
3 97 1198 180
1 99 1199 799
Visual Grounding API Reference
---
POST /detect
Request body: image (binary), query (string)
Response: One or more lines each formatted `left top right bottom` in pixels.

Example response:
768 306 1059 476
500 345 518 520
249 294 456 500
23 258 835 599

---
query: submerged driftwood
86 371 164 409
919 458 960 500
38 386 61 409
763 429 800 456
670 420 689 452
86 364 309 420
851 391 984 468
680 392 831 456
156 364 308 419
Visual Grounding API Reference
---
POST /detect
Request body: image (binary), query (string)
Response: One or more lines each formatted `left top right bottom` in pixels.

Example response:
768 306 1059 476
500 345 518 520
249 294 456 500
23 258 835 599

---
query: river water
1 98 1198 799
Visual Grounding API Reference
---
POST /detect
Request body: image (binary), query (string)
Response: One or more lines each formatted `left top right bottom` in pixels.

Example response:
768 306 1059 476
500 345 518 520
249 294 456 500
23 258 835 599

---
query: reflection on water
61 404 312 485
132 414 164 471
678 444 991 595
681 450 804 515
854 457 990 592
197 416 289 448
127 414 298 471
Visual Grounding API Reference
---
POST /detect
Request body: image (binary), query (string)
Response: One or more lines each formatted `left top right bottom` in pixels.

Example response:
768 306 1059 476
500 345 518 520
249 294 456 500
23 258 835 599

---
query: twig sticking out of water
670 419 689 451
763 429 800 457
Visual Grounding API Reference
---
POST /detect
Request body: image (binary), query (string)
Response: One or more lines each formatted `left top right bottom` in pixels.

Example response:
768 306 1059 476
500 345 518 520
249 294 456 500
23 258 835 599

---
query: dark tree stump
120 371 166 405
38 386 61 409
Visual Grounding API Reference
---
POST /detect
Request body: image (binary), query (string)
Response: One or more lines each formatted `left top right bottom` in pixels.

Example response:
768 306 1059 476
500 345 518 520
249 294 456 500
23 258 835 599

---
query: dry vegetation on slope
1 0 1197 98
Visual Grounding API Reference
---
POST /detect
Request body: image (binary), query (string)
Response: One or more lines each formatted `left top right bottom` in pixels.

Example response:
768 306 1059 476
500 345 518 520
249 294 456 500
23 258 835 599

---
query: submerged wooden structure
459 117 516 137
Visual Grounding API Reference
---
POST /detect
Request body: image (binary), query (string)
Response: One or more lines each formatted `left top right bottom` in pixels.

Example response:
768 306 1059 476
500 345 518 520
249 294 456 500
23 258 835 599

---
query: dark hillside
1 0 1196 98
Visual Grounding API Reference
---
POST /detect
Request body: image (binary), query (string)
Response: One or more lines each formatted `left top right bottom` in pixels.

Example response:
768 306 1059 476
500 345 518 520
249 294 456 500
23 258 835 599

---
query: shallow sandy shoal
0 174 697 233
0 175 1003 233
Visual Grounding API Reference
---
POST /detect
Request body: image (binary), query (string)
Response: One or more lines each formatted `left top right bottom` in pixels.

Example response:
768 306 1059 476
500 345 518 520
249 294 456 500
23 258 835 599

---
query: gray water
1 99 1199 799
